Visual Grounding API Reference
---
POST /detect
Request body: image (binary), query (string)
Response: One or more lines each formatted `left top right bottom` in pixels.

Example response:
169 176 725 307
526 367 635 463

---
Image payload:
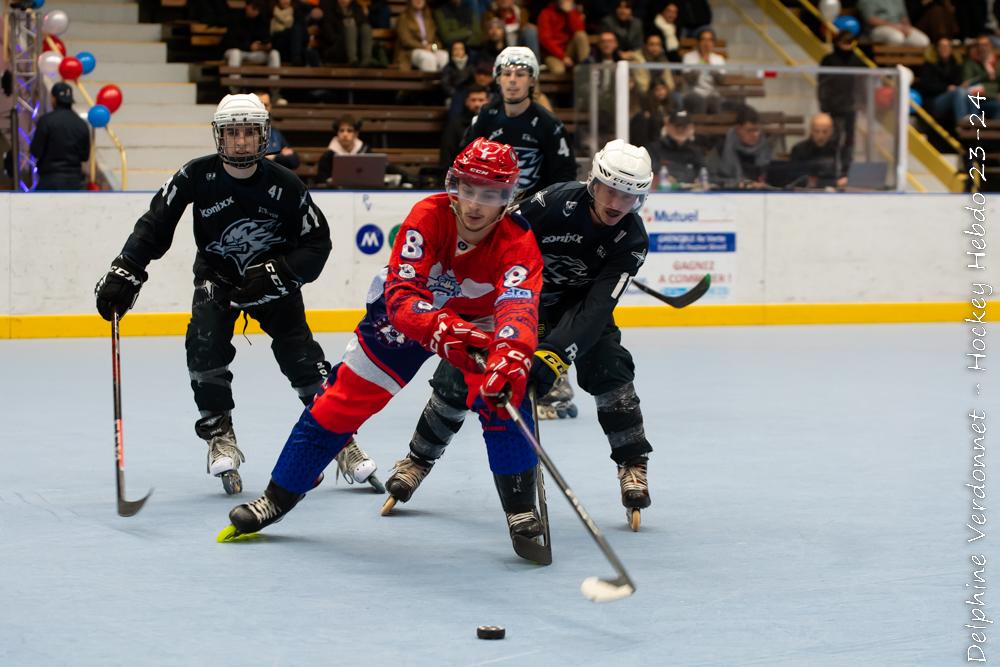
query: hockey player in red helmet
221 138 548 558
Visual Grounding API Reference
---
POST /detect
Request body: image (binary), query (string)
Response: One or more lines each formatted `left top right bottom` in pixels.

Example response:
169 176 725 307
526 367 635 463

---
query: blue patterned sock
271 409 352 494
476 397 539 474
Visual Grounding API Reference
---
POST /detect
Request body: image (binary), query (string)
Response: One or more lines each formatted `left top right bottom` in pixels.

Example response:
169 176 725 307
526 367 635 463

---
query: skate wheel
556 407 567 418
368 474 386 494
219 470 242 495
567 404 579 418
216 524 261 543
380 495 398 516
628 509 641 532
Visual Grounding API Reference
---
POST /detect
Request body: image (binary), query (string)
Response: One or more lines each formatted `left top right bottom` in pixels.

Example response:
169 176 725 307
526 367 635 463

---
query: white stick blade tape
580 577 635 603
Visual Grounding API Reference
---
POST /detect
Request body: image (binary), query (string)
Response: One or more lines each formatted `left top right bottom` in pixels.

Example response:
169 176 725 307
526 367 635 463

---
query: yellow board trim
0 303 972 339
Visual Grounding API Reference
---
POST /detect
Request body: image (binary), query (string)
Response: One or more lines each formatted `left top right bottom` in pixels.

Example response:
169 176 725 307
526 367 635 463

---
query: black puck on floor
476 625 505 640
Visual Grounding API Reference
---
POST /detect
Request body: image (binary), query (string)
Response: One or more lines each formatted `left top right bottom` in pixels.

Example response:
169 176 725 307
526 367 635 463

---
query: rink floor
0 323 981 665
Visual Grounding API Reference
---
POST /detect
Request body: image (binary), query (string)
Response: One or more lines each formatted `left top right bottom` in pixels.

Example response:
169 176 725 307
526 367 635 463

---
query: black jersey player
462 46 577 201
93 93 376 495
383 139 657 530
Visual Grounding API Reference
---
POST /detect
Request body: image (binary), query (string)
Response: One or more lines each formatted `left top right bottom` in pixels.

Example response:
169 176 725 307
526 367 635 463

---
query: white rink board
0 191 993 317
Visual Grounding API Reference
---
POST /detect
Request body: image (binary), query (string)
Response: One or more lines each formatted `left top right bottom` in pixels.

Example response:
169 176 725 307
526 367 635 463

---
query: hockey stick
112 312 152 517
633 273 711 308
503 400 636 603
509 390 553 565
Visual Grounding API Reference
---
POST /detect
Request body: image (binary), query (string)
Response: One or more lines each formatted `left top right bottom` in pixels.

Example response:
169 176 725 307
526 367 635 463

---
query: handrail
791 0 962 154
73 76 128 190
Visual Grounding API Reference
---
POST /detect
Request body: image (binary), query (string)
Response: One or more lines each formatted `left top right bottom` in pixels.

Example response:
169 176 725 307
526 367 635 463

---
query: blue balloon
88 104 111 128
909 88 923 113
833 15 861 36
33 0 45 8
76 51 96 75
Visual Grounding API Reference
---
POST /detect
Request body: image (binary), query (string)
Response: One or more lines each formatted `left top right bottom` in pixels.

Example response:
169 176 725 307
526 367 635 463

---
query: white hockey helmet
211 93 270 168
588 139 653 210
493 46 539 80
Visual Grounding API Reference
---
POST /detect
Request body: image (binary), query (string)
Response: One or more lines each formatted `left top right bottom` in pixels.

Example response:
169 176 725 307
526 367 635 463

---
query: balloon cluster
818 1 861 37
35 9 124 129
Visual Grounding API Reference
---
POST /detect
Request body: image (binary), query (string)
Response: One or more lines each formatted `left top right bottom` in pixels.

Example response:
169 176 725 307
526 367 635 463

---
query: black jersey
512 181 648 362
462 99 577 199
121 155 331 286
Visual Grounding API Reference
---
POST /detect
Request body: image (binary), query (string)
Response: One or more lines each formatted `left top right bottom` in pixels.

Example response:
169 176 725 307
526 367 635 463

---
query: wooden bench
872 44 926 67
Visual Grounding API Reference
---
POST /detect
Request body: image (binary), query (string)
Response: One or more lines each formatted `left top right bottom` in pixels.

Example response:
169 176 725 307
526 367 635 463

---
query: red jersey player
220 138 546 554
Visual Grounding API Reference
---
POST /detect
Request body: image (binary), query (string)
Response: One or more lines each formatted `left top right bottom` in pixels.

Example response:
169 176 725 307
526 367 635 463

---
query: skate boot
334 438 385 493
506 509 544 539
196 414 245 495
380 453 434 515
506 508 551 564
618 456 651 531
218 480 300 542
537 375 579 420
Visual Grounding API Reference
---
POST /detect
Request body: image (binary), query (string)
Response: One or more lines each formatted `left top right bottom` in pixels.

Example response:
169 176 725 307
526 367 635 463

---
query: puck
476 625 505 640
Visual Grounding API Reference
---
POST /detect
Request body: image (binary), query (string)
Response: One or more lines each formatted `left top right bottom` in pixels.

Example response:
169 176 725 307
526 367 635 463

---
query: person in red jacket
537 0 591 74
221 138 547 555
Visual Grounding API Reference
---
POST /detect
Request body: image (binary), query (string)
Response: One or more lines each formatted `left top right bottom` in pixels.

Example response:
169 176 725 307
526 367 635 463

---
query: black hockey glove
230 258 302 308
95 255 148 321
530 348 569 398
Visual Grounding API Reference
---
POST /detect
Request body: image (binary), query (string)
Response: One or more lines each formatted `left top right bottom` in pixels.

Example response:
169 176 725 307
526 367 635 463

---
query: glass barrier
570 61 909 192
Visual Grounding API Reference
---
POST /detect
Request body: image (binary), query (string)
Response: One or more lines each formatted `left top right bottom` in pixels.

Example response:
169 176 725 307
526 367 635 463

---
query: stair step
71 40 167 64
97 146 213 169
75 81 196 104
95 123 212 147
107 103 215 124
84 62 190 82
41 1 139 23
69 21 161 41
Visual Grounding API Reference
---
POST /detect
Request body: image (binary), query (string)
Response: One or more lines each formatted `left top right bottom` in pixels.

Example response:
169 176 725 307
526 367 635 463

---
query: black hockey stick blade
511 534 553 565
112 312 153 517
504 400 636 602
633 273 711 308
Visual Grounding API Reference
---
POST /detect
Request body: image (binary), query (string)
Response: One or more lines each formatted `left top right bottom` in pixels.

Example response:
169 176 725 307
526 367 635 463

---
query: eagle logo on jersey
427 262 493 308
513 147 542 192
543 254 590 286
206 218 285 275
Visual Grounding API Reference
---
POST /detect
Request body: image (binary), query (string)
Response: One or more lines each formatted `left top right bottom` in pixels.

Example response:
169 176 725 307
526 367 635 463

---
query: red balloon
874 86 895 111
58 56 83 81
96 84 123 113
41 34 66 56
86 182 102 191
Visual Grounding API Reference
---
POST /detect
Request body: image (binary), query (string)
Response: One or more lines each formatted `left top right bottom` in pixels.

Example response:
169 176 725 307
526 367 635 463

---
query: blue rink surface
0 324 990 666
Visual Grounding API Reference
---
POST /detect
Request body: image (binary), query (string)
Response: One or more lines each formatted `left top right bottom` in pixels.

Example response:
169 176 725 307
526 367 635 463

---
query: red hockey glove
480 343 531 417
427 312 491 374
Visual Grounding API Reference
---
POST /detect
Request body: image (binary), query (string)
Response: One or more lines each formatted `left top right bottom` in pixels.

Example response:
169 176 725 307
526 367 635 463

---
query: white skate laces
207 431 245 476
617 459 648 493
506 510 538 530
389 456 431 490
335 440 377 484
245 494 282 525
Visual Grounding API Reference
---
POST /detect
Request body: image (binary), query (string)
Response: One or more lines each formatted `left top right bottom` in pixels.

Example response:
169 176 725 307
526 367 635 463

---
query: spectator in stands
187 0 231 27
315 114 369 185
365 0 392 29
291 1 324 66
440 85 490 166
673 0 712 38
223 0 285 103
961 36 1000 119
634 32 676 93
479 18 509 66
584 0 620 34
818 30 864 176
601 0 644 59
681 27 724 114
435 0 484 50
450 60 499 116
906 0 959 43
256 92 301 171
789 112 845 188
717 105 771 187
648 2 681 62
919 37 965 126
442 41 475 103
858 0 930 47
396 0 450 71
647 109 705 184
318 0 375 66
271 0 297 63
537 0 591 75
29 82 90 191
482 0 541 64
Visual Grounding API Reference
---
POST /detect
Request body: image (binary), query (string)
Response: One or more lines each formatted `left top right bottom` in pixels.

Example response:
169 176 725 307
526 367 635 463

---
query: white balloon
819 0 841 22
37 51 63 76
42 10 70 36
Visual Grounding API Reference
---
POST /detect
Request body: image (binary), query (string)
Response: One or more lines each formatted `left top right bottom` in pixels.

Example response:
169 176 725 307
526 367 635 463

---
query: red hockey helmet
446 137 520 208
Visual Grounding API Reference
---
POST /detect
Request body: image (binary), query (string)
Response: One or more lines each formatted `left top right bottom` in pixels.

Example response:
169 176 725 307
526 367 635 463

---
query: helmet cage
212 97 270 168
